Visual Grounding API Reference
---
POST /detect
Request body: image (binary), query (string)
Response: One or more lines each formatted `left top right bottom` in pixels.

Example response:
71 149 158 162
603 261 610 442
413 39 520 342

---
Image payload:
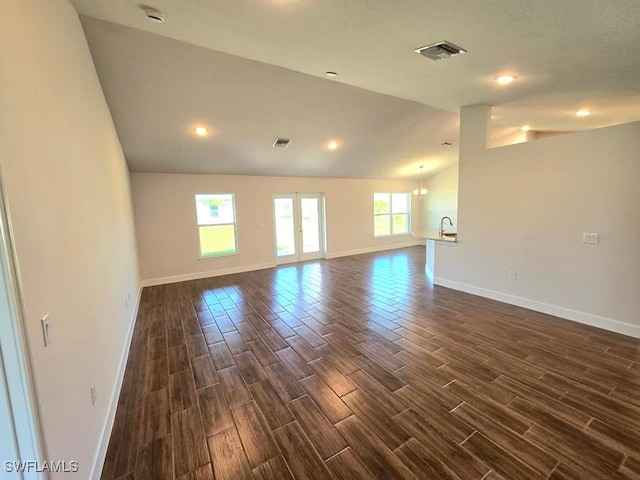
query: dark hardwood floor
101 246 640 480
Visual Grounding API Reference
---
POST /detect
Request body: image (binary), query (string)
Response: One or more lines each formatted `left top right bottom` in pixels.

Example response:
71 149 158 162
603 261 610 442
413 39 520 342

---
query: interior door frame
272 192 326 265
0 162 46 479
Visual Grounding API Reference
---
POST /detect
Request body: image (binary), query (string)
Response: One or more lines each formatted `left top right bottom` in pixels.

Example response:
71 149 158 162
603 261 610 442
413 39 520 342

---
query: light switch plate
582 232 599 244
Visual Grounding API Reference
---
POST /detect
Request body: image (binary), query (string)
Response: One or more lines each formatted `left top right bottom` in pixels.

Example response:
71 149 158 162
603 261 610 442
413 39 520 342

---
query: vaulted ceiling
72 0 640 179
81 18 459 178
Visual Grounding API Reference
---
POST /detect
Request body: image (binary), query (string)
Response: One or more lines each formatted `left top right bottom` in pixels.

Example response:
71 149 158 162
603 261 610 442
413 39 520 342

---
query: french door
273 193 325 264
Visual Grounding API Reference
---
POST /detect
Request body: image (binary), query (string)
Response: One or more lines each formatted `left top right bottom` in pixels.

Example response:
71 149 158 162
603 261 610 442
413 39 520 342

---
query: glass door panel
274 197 296 258
273 193 324 264
300 197 320 254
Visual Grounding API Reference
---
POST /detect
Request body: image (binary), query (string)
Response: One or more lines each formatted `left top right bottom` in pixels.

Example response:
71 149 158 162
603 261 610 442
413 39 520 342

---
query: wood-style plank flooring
101 246 640 480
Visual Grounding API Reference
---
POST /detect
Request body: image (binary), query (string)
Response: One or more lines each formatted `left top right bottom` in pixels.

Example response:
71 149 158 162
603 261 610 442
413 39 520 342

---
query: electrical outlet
509 270 518 281
582 232 599 244
41 314 52 347
90 383 97 406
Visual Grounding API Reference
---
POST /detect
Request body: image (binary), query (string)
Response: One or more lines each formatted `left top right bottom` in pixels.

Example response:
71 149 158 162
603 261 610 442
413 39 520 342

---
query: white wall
131 173 421 283
435 105 640 337
0 1 140 477
423 165 459 233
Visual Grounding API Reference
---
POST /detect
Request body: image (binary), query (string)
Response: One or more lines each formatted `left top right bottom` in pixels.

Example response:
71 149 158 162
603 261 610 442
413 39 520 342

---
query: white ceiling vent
272 138 292 148
414 41 467 61
141 6 165 23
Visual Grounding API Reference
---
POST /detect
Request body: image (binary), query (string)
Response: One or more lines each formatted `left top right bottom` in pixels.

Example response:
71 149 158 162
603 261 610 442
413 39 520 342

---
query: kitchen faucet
439 216 453 236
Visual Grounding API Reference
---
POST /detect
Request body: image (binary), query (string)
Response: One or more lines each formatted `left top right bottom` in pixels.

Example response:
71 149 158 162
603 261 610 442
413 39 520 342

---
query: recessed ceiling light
575 109 591 117
327 141 339 150
325 71 338 77
194 127 208 136
521 125 531 132
496 75 516 85
142 6 165 23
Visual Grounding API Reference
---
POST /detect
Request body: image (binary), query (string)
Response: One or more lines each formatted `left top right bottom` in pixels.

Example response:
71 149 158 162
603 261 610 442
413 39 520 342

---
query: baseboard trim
434 277 640 339
142 244 424 286
325 241 422 260
90 284 142 480
141 262 278 287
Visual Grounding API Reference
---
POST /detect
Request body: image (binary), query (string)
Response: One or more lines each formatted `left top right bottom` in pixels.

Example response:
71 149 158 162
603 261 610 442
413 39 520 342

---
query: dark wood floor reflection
102 247 640 480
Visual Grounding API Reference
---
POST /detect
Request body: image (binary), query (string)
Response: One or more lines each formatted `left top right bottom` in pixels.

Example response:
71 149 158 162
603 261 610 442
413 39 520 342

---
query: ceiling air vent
142 6 165 23
272 138 292 148
414 41 467 61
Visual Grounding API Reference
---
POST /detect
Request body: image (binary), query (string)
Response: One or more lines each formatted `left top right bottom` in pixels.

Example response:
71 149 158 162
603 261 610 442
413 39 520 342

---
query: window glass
391 193 409 214
373 193 410 237
196 194 235 225
373 193 391 214
195 194 237 257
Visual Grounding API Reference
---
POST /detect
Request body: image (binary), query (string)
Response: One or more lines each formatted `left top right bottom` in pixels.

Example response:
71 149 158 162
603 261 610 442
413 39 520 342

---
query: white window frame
195 193 239 259
373 192 411 237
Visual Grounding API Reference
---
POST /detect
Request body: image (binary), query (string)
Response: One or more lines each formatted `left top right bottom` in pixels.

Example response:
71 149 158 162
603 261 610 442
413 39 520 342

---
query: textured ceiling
72 0 640 178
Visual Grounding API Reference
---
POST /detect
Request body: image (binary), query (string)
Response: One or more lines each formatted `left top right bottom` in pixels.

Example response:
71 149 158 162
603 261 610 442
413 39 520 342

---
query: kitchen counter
412 230 457 243
415 232 458 281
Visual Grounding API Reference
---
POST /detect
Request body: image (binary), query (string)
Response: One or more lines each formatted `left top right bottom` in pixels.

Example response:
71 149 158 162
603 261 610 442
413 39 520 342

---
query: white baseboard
90 284 143 480
434 277 640 339
142 244 423 286
141 262 277 287
325 240 422 260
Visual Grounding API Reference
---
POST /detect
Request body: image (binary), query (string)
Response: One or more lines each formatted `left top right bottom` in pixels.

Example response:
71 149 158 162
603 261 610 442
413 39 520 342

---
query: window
195 194 237 257
374 192 410 237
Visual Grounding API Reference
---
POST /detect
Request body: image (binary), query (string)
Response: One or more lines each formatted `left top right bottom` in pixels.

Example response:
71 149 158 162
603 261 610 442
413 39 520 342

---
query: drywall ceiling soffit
81 18 460 178
492 96 640 132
